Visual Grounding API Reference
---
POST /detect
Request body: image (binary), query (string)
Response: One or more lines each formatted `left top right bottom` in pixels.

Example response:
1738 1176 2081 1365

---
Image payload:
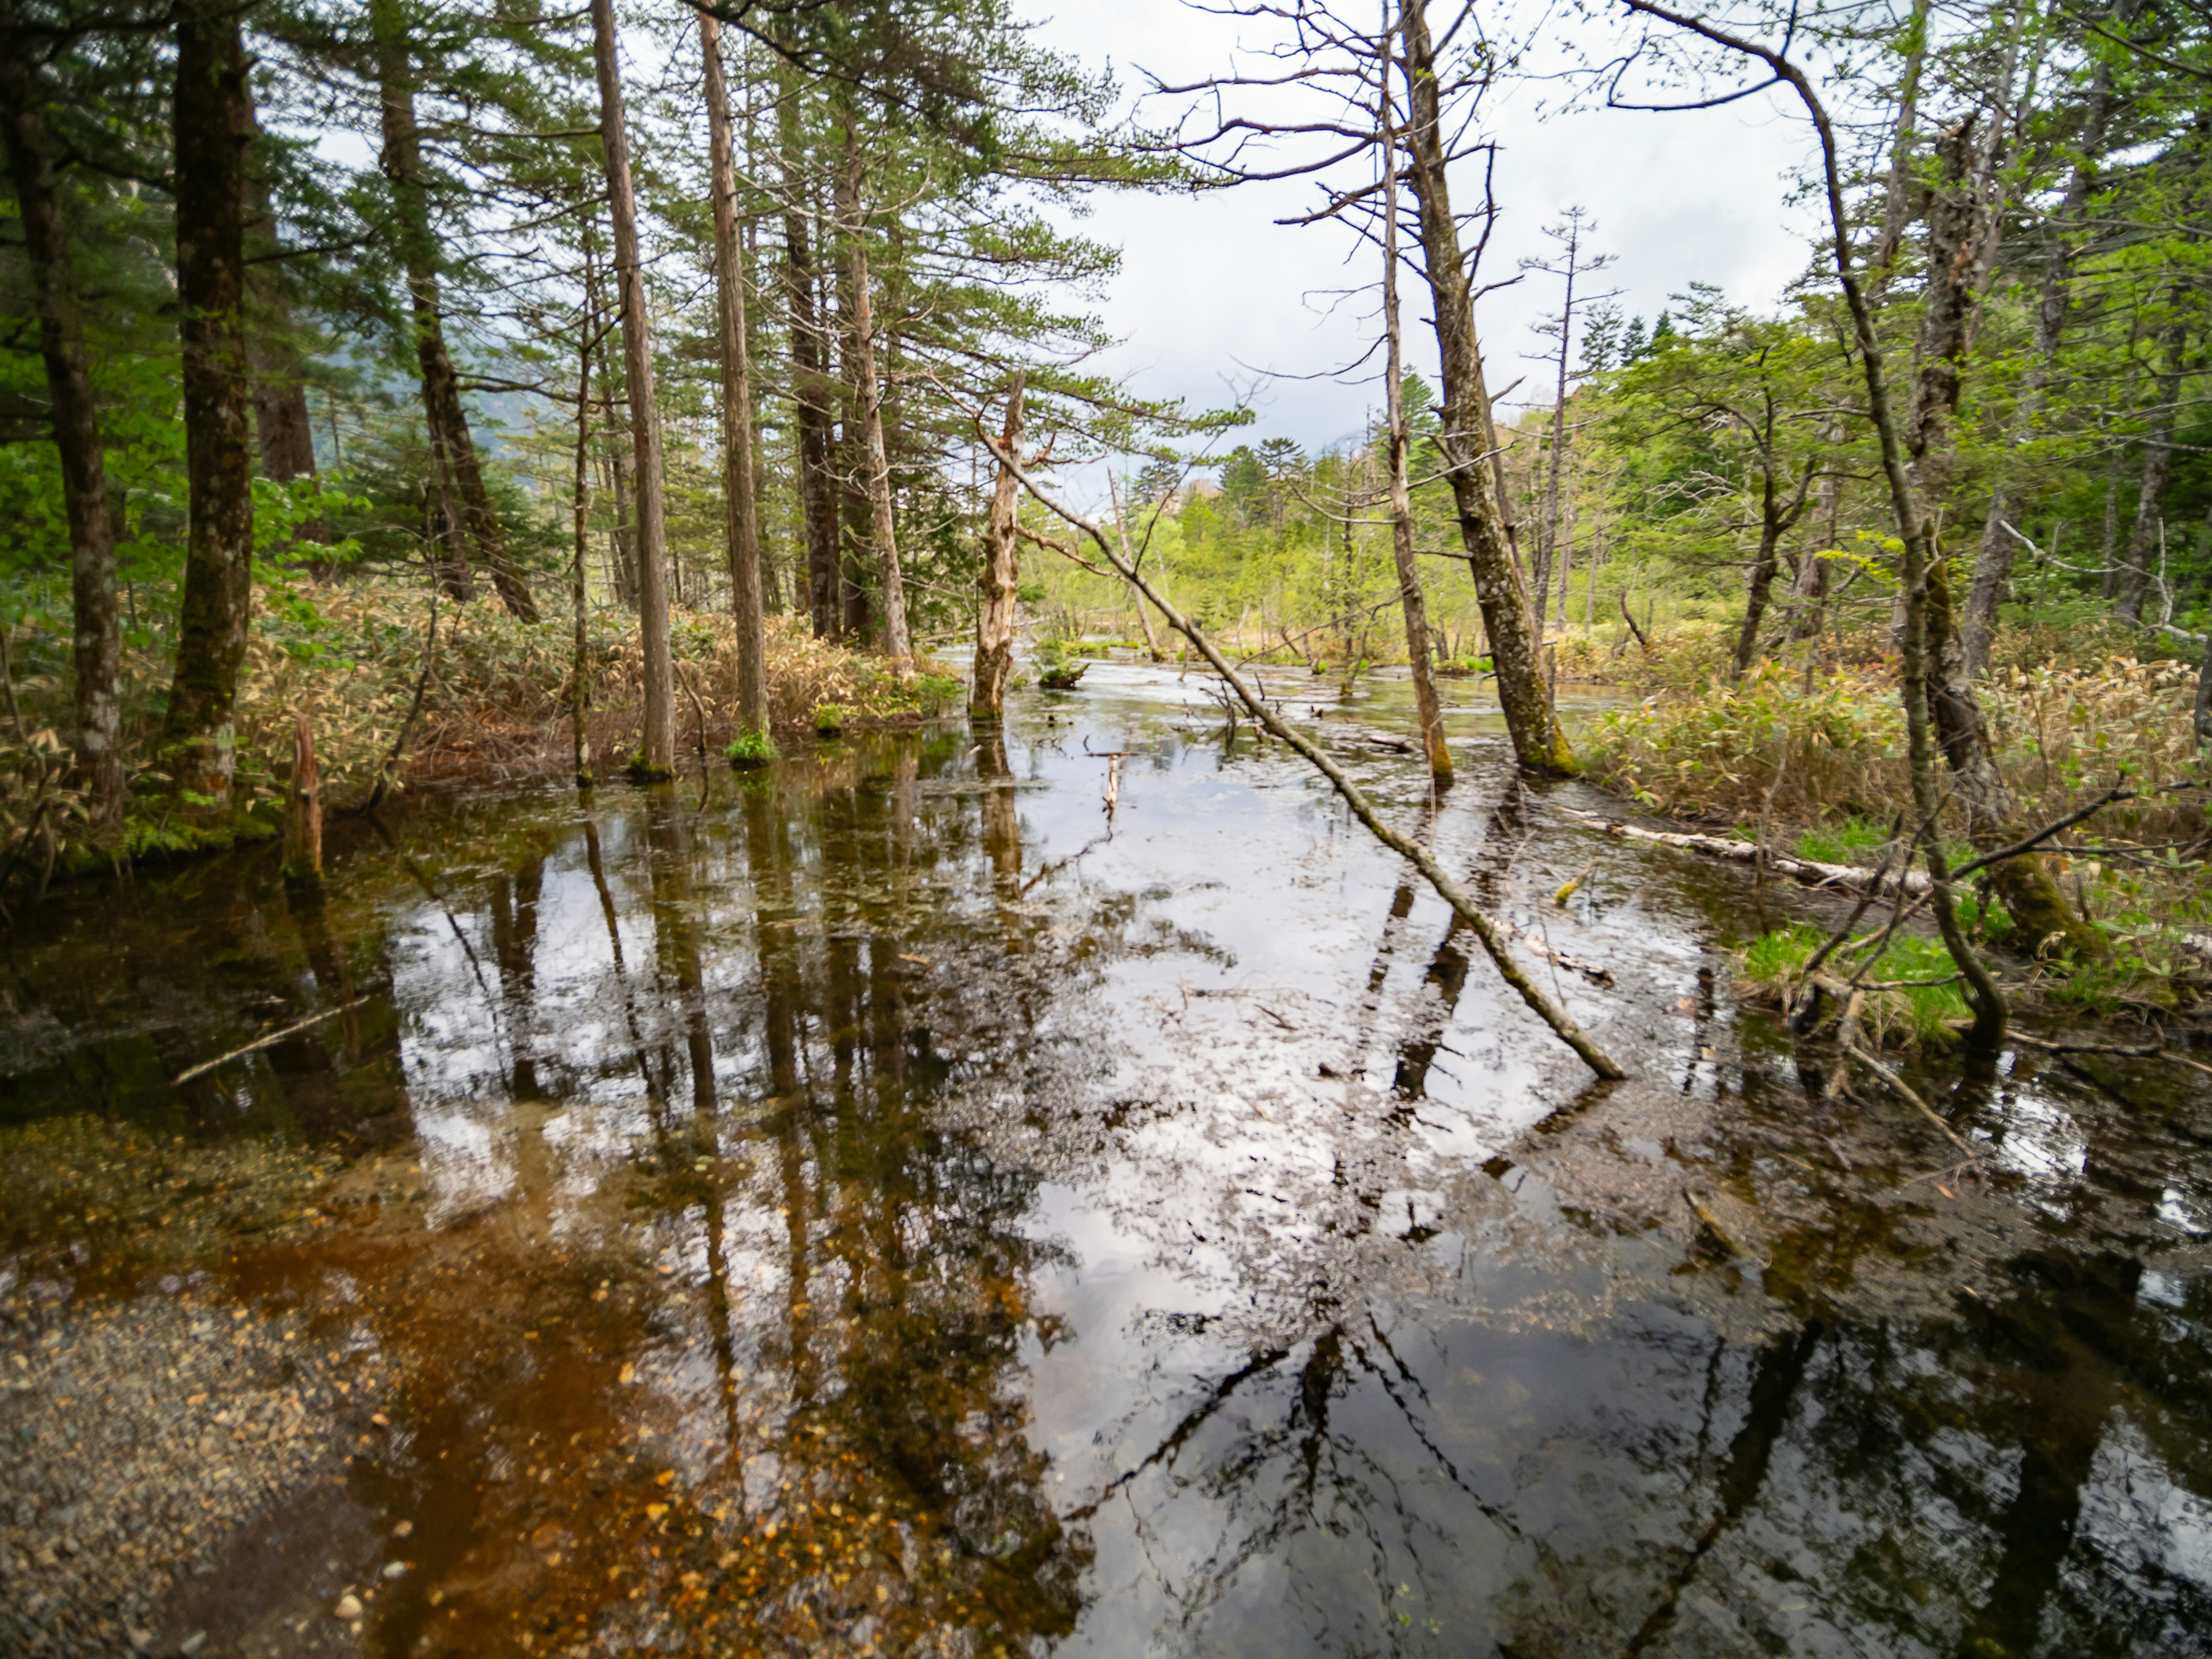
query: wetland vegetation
5 0 2212 1652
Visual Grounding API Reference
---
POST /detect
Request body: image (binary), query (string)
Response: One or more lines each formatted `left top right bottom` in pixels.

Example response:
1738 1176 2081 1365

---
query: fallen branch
174 999 369 1086
981 422 1626 1079
1561 809 1929 896
1839 1024 1983 1165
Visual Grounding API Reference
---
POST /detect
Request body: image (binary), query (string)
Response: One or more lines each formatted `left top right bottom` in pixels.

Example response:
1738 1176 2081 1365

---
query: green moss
813 704 848 737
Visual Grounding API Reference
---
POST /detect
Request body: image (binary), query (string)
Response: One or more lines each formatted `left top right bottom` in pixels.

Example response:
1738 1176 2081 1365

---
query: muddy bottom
4 662 2211 1658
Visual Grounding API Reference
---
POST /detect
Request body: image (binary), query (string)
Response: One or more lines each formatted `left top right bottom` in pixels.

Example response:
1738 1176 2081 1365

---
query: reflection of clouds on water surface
6 672 2212 1656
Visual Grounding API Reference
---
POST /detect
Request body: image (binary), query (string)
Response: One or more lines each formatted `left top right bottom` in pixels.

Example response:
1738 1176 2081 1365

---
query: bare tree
1521 207 1616 628
1399 0 1574 774
971 370 1024 719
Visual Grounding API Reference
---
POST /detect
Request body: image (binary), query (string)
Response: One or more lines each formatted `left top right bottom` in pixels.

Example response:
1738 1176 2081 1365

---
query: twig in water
174 999 369 1085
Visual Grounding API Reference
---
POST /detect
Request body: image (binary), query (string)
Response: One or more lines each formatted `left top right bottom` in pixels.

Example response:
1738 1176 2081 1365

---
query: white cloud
1024 0 1820 470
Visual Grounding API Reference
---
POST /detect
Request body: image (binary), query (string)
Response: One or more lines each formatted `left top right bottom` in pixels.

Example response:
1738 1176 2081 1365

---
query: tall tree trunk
828 170 872 645
1964 0 2139 670
775 59 839 638
1378 26 1449 787
584 251 637 609
571 255 597 788
369 0 539 621
1399 0 1571 774
2114 316 2186 624
164 0 255 818
0 37 122 828
1903 121 2100 963
701 13 769 742
590 0 675 779
972 370 1024 719
839 128 911 676
1535 222 1580 626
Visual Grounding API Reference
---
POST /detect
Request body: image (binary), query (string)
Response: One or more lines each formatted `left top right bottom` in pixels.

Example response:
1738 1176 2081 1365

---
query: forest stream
5 665 2212 1659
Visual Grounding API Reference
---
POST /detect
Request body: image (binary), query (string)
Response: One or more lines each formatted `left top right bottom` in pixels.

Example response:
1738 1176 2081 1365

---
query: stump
282 715 323 893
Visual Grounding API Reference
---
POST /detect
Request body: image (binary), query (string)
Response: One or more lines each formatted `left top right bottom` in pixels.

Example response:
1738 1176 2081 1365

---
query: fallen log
1559 807 1930 897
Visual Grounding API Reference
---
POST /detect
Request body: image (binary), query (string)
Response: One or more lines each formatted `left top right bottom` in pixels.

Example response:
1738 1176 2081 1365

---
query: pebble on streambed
0 1294 368 1658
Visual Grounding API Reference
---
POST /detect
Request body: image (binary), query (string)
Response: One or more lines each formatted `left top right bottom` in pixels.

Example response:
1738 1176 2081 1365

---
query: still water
5 662 2212 1658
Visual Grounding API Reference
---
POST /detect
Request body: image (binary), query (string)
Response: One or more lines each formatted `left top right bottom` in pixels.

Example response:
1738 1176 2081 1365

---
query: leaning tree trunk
837 124 911 676
590 0 675 779
370 0 538 621
0 41 122 828
972 369 1024 720
1378 44 1450 787
701 13 769 743
1399 0 1571 774
164 0 256 819
1732 516 1787 681
775 58 839 638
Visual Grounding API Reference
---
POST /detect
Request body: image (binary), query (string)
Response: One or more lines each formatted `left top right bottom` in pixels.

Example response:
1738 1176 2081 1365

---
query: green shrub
1035 640 1088 690
813 703 848 736
725 727 776 768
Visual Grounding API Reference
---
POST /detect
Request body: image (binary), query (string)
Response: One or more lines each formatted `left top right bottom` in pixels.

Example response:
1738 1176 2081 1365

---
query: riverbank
1573 638 2212 1021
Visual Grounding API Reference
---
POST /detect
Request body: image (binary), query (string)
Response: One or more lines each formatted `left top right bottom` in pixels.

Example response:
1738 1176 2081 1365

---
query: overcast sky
1022 0 1824 467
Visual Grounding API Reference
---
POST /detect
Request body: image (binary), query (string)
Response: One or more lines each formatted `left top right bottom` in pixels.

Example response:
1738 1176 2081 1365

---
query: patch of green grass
1794 816 1895 866
1738 922 1971 1047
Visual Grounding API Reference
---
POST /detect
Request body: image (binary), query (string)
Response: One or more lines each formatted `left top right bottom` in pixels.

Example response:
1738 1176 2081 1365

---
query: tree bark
0 36 122 828
972 369 1024 719
1399 0 1571 774
701 13 769 741
775 58 839 638
590 0 675 778
369 0 539 620
1732 520 1788 680
1379 29 1450 786
837 122 911 675
572 256 597 788
164 0 255 817
1903 120 2101 962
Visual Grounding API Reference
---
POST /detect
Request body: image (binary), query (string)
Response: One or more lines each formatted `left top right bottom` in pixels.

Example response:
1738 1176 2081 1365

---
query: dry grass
1580 644 2212 1003
0 577 961 884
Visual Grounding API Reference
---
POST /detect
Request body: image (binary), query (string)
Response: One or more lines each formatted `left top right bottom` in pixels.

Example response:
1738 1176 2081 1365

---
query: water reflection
3 671 2212 1658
